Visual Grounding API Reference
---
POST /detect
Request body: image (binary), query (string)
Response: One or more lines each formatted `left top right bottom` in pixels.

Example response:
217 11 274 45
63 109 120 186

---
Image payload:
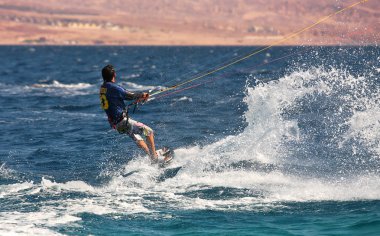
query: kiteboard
121 147 181 181
155 147 183 182
156 147 174 168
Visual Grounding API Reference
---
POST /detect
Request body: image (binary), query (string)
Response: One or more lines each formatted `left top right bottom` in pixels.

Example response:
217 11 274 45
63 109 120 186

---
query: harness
112 101 139 129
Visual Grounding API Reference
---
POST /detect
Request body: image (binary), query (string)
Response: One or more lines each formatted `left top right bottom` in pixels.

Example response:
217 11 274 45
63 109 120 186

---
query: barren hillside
0 0 378 45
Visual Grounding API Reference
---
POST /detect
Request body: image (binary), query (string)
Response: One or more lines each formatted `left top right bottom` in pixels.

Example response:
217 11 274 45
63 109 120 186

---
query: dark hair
102 64 115 82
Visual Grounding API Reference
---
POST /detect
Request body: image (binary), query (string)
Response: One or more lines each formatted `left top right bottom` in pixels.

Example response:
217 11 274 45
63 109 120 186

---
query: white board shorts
115 117 153 142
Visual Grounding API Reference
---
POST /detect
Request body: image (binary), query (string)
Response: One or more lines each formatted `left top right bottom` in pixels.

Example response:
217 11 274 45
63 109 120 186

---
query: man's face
112 72 116 82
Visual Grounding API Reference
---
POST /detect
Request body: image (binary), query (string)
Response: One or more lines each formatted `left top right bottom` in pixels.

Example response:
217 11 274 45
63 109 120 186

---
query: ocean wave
341 94 380 156
0 163 21 182
0 181 35 198
0 177 152 235
31 80 92 89
170 96 193 105
29 80 95 96
0 80 96 97
120 73 141 80
118 81 162 92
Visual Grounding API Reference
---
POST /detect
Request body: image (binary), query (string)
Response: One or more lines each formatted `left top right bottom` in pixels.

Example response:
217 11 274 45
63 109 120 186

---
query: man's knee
143 126 154 137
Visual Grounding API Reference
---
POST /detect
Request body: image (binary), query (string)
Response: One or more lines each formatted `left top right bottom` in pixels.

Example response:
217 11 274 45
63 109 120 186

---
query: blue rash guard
99 82 143 127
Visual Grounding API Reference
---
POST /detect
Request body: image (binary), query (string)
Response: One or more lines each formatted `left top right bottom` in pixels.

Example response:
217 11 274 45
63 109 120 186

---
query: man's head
102 64 116 82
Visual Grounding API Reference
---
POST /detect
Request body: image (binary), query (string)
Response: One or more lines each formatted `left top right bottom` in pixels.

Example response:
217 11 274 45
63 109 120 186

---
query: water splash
1 66 379 234
112 66 380 205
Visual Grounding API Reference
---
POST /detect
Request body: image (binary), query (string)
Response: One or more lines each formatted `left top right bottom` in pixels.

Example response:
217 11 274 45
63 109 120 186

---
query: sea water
0 46 379 235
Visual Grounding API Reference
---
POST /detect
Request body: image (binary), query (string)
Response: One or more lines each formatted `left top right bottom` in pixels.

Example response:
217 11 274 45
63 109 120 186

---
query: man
99 64 169 164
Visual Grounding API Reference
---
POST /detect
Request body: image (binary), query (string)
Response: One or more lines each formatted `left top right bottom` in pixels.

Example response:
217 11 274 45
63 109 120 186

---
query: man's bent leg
127 118 158 162
146 133 158 158
136 140 151 157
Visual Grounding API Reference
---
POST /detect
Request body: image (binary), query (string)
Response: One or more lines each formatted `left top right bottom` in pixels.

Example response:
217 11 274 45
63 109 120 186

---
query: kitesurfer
99 64 170 164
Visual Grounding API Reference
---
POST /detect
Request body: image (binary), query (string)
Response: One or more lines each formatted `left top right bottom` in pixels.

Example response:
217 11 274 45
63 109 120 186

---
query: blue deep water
0 46 380 235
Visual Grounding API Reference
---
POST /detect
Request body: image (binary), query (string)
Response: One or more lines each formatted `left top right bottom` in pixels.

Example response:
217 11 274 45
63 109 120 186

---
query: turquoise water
0 46 379 235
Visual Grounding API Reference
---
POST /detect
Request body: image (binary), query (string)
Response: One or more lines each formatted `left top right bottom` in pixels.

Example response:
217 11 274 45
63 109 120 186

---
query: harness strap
112 98 142 129
124 108 129 126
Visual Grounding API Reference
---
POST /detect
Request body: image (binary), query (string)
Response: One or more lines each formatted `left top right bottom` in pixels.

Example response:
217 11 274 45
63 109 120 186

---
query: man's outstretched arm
125 91 149 102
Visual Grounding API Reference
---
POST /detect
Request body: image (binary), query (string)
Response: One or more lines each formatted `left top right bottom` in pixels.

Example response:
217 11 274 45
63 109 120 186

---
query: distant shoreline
1 0 378 47
0 43 377 46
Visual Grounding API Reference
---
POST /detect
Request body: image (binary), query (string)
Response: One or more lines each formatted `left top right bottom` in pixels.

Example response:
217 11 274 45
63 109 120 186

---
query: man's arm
125 91 149 102
125 91 143 100
116 84 149 101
